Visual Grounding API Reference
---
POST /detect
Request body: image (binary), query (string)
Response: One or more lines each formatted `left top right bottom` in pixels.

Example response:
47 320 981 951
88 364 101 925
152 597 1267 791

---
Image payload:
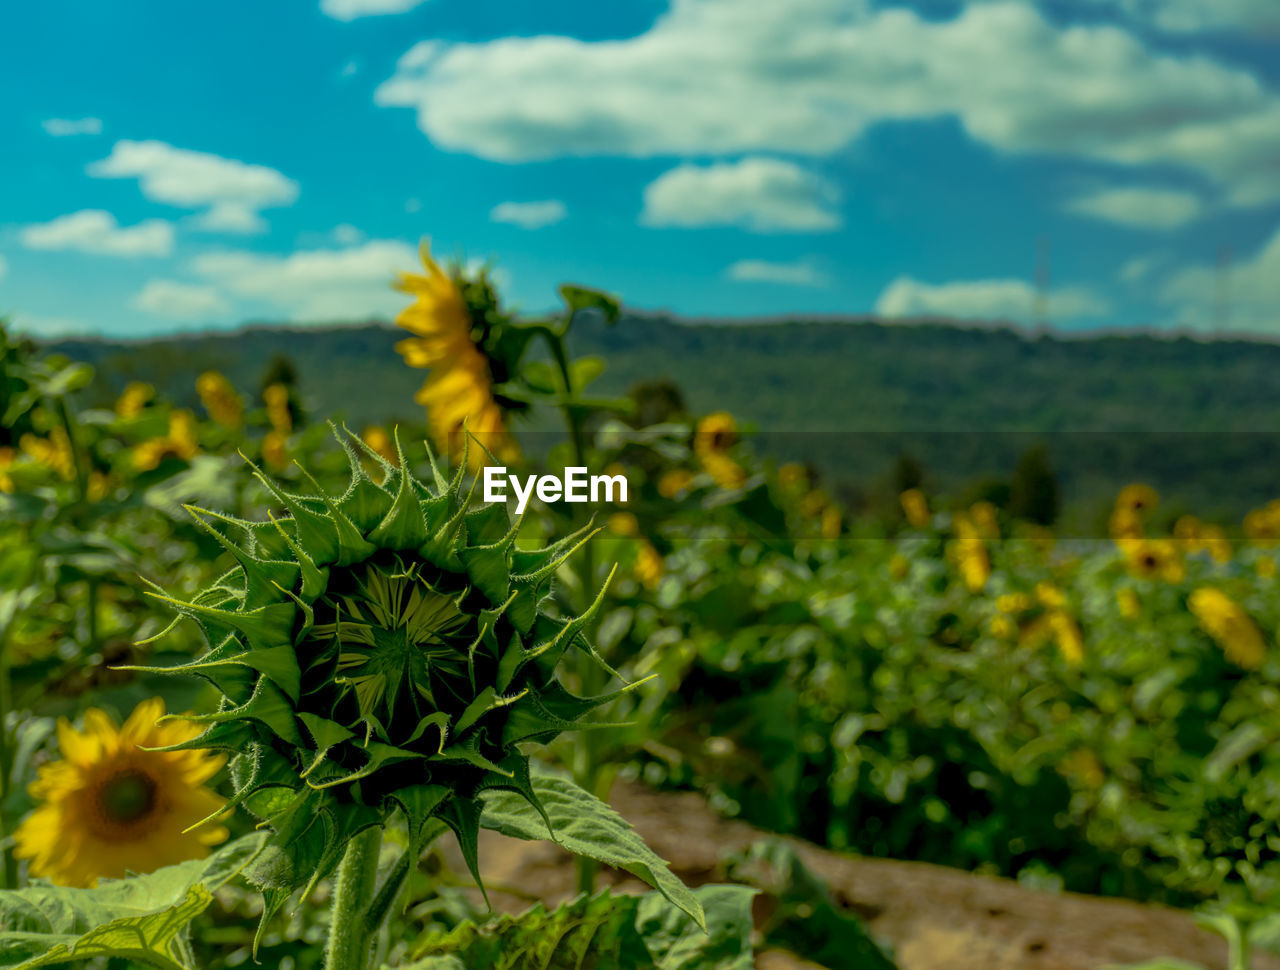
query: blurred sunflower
900 488 930 529
20 428 75 481
694 412 747 489
362 425 399 466
634 541 664 590
1116 483 1159 516
394 244 515 466
951 512 989 593
1116 587 1141 619
1188 588 1265 670
133 410 198 472
657 467 694 499
114 381 154 419
196 371 243 429
1121 538 1184 582
0 446 14 493
14 698 228 887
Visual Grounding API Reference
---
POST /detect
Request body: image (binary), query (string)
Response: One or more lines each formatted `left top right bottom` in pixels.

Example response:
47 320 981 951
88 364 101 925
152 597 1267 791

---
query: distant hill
49 315 1280 527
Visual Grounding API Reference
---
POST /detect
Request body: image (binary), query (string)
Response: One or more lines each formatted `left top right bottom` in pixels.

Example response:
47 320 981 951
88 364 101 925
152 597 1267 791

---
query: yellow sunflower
0 446 14 493
694 412 746 488
14 698 228 887
115 381 155 419
362 425 399 467
900 488 930 529
133 410 199 472
394 243 514 466
196 371 243 429
1121 538 1184 582
1188 588 1266 670
1115 483 1158 516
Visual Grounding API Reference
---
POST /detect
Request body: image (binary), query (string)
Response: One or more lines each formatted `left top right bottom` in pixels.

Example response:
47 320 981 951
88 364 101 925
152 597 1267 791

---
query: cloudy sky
3 0 1279 337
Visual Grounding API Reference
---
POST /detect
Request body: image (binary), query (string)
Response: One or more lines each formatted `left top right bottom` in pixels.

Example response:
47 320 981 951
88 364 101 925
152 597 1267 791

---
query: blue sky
2 0 1279 338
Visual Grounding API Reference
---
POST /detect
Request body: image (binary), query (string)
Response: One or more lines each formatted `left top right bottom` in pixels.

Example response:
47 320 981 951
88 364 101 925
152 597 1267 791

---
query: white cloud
490 199 567 230
642 158 840 233
332 223 366 245
1118 252 1167 284
1086 0 1280 36
190 239 416 320
726 258 828 287
321 0 429 21
1066 187 1203 230
0 255 7 281
9 313 87 337
42 117 103 137
133 281 229 320
1159 225 1280 333
375 0 1280 204
19 210 174 257
876 275 1110 325
88 140 299 231
191 202 269 235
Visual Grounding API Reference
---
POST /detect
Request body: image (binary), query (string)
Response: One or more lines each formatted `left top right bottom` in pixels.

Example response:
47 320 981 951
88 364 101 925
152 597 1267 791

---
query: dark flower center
99 769 157 824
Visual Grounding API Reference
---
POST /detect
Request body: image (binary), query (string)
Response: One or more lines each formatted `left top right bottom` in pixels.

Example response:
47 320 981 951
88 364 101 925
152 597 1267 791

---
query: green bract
141 431 632 935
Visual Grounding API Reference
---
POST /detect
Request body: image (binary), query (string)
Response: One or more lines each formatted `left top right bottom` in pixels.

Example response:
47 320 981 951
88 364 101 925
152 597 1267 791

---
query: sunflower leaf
402 885 754 970
478 766 705 931
0 833 263 970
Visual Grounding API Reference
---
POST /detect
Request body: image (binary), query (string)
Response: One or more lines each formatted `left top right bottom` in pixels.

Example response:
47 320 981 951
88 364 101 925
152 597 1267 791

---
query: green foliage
727 840 897 970
402 885 752 970
479 768 704 929
0 834 263 970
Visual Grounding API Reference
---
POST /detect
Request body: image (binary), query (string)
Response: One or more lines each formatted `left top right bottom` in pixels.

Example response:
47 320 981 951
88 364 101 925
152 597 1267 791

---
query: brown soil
456 779 1271 970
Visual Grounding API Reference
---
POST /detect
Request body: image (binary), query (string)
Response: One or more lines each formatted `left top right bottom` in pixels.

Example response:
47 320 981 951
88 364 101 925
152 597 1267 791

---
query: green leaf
478 766 704 930
0 834 263 970
633 885 755 970
401 885 753 970
559 285 621 325
727 839 896 970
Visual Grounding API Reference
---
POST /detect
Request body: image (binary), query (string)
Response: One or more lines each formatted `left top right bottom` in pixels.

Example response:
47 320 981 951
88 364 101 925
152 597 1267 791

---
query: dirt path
461 779 1269 970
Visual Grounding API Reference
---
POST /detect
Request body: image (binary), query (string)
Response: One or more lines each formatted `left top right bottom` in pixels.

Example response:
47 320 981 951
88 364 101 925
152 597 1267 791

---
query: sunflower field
3 249 1280 970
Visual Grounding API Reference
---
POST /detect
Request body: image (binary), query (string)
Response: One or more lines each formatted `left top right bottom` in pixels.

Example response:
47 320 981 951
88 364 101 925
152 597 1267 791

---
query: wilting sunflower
394 244 514 465
14 698 228 887
1188 588 1265 670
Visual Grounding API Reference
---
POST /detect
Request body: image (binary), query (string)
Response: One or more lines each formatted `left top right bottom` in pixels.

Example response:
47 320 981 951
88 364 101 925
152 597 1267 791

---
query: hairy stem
325 827 383 970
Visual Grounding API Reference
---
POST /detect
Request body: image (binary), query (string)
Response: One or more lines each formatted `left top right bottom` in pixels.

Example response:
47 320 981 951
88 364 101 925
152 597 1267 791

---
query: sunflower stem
548 320 606 897
325 827 383 970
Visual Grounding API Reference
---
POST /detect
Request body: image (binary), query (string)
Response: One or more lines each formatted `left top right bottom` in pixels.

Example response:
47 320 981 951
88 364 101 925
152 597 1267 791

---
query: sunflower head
144 430 625 929
1122 538 1184 582
693 412 746 489
1189 587 1266 670
197 371 244 429
394 244 523 467
1116 483 1159 516
14 698 227 887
